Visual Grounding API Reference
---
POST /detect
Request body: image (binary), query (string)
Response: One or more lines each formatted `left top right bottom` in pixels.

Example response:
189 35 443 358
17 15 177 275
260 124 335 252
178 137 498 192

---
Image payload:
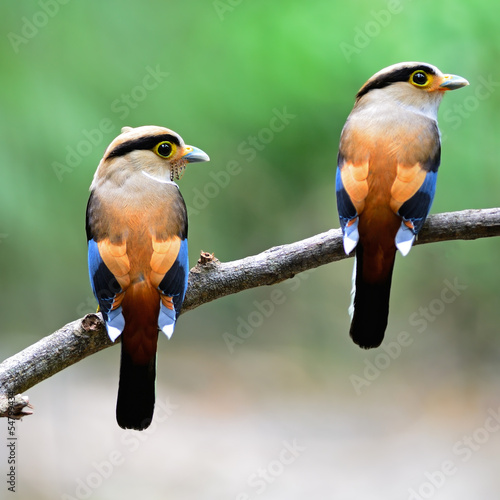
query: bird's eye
154 141 176 159
411 71 429 87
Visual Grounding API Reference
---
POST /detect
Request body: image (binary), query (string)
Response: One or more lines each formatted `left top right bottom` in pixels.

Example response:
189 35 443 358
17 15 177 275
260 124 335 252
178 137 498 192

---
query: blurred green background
1 0 499 498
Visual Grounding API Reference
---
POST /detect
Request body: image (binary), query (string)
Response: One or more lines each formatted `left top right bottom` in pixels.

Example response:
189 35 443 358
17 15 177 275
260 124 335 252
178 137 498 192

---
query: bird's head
93 125 210 186
354 62 469 118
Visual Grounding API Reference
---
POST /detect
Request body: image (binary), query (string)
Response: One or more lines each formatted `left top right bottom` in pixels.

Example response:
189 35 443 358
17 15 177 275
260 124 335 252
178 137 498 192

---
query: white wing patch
343 217 359 255
106 307 125 341
158 304 176 339
395 222 416 257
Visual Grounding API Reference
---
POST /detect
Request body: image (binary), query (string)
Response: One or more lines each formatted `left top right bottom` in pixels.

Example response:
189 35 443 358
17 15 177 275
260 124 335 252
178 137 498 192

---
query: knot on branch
82 313 103 332
0 394 33 419
192 251 220 272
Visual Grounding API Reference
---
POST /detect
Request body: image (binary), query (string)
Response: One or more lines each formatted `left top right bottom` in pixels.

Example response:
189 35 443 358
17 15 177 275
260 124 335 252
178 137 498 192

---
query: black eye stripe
356 65 437 99
107 134 181 159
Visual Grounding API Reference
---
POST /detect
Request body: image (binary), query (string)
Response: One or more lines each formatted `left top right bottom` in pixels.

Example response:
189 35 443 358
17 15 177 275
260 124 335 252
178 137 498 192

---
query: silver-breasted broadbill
86 125 209 429
335 62 468 348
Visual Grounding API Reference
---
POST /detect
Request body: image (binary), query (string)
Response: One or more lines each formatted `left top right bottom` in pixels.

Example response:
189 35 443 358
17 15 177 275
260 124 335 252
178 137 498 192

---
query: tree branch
1 208 499 416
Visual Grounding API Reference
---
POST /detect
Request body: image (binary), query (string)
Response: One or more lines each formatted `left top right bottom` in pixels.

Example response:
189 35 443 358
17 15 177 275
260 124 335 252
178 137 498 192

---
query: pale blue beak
182 145 210 163
439 74 469 91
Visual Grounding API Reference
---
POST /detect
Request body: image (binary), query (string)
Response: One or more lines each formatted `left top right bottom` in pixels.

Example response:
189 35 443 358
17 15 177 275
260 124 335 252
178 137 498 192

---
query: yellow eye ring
410 70 432 88
154 141 176 159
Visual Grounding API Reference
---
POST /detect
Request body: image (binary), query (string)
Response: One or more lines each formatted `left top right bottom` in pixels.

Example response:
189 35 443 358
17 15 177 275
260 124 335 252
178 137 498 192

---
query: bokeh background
1 0 500 498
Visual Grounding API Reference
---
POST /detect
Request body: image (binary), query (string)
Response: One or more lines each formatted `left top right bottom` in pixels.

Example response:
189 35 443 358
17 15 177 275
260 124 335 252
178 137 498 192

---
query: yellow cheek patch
97 240 131 290
340 161 369 214
390 163 427 212
150 236 181 288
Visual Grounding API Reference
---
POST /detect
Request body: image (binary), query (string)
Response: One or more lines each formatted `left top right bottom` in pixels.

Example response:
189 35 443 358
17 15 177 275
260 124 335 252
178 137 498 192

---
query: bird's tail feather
116 345 156 430
349 243 395 349
116 282 159 430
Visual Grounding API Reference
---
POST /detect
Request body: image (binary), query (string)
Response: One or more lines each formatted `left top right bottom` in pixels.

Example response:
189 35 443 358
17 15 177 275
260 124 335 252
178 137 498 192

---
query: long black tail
349 243 395 349
116 344 156 430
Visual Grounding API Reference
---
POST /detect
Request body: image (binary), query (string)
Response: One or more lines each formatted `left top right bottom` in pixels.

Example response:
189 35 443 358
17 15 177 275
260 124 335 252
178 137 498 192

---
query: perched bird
86 125 209 429
336 62 468 349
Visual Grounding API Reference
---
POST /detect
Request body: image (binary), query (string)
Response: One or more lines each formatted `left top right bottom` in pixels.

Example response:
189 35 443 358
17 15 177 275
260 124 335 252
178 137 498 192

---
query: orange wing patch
150 236 181 288
390 163 427 213
112 291 126 311
340 161 369 214
161 295 175 311
97 239 131 290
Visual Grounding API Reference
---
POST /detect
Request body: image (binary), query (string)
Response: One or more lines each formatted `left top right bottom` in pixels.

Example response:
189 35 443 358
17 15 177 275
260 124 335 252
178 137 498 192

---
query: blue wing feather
88 239 119 319
336 167 357 232
398 170 437 234
157 238 189 338
336 166 359 254
158 238 189 314
395 170 437 256
88 238 124 340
